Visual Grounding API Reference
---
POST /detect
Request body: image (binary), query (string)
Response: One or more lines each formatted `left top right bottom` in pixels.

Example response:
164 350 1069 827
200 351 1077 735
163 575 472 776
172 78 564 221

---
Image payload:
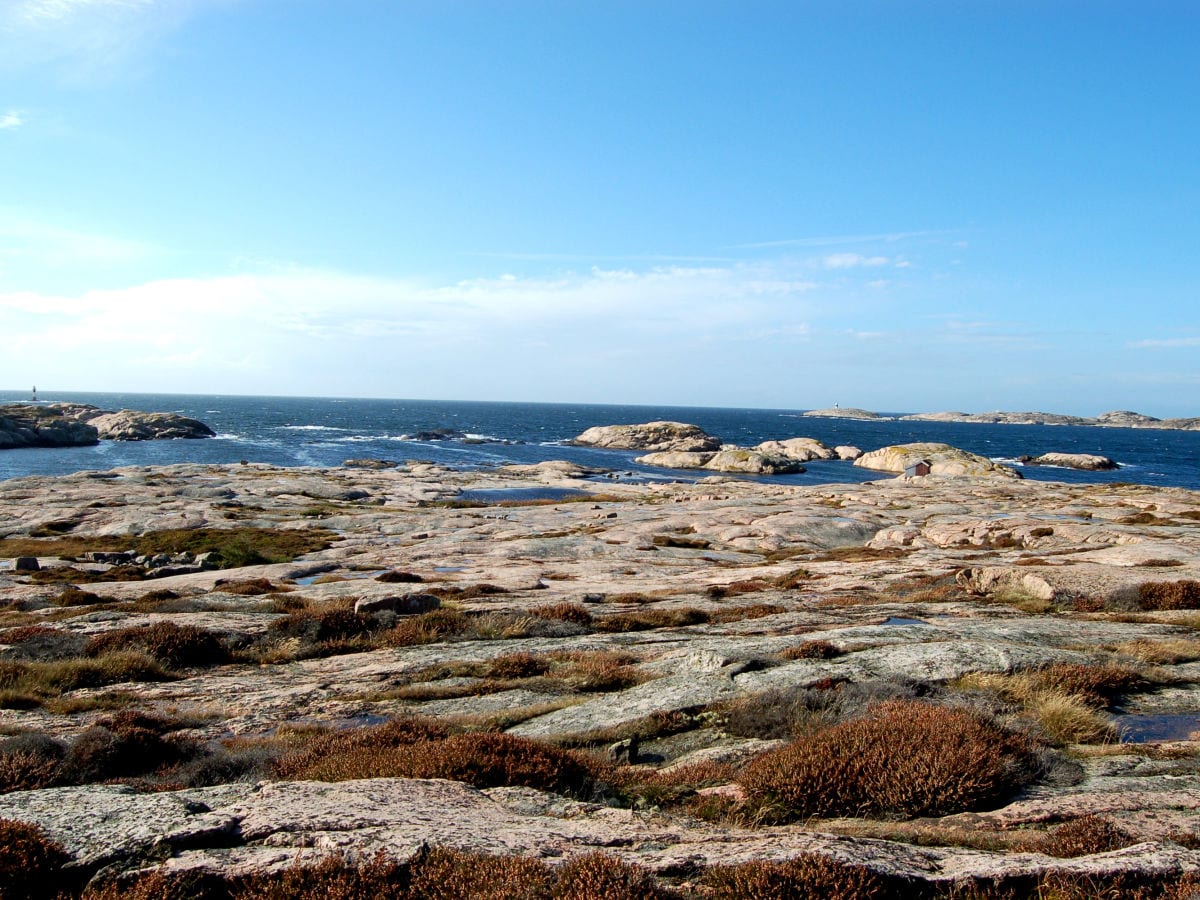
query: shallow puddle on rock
1115 712 1200 743
882 616 930 626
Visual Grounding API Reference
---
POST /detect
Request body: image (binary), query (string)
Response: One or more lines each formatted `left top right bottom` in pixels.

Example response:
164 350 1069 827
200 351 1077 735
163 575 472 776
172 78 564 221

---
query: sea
3 391 1199 492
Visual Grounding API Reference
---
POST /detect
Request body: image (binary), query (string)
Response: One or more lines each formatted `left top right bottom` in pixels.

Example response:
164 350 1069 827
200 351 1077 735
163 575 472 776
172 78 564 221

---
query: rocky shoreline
0 451 1198 895
0 404 215 450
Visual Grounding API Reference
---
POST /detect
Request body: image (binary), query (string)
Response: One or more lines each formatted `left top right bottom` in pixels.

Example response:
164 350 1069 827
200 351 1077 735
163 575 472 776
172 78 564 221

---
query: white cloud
1130 336 1200 349
0 214 155 267
0 262 823 396
823 253 890 269
0 111 23 129
1 0 233 79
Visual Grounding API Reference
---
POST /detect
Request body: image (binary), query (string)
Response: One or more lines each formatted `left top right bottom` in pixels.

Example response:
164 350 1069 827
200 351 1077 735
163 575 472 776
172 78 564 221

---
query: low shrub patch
0 818 72 900
85 622 229 669
487 651 551 679
0 652 174 705
1031 663 1144 708
708 603 785 625
550 650 645 692
1138 580 1200 610
273 716 450 779
281 728 607 800
739 700 1040 821
702 854 901 899
594 607 710 633
384 609 472 647
531 602 593 625
1038 815 1136 858
782 639 842 660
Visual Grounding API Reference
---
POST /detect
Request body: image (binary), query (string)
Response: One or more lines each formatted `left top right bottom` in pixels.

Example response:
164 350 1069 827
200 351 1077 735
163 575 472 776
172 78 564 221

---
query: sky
1 1 1197 416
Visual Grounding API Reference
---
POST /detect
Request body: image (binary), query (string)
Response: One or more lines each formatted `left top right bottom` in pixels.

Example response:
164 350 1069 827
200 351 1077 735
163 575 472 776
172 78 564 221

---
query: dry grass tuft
549 650 645 692
487 651 551 679
383 609 472 646
739 700 1040 821
1115 638 1200 665
215 577 288 596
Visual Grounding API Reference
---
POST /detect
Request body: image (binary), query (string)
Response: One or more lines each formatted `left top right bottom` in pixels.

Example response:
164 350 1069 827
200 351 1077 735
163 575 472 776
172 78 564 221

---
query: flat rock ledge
1026 452 1119 471
571 421 722 453
3 779 1196 891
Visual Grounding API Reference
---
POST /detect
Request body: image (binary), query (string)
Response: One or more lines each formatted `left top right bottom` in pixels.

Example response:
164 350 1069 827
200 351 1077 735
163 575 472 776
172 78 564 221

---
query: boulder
636 449 805 475
754 437 837 461
343 458 400 469
1027 453 1119 471
85 410 216 441
572 421 721 452
635 451 715 470
354 593 441 615
835 445 863 461
702 449 806 475
855 443 1021 479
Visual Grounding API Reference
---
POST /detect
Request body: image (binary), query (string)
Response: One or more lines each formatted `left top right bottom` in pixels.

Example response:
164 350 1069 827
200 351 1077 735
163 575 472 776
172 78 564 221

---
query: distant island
802 407 1200 431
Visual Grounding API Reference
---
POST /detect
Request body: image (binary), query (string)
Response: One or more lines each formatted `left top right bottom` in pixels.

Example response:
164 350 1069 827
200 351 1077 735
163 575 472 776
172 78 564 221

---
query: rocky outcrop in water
572 421 722 452
754 437 838 461
0 405 99 449
1026 452 1119 471
637 448 806 475
802 407 888 420
855 442 1021 478
0 404 214 447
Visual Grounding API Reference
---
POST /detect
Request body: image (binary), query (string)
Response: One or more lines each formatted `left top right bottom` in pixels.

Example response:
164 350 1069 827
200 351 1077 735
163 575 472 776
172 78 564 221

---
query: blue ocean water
2 391 1199 491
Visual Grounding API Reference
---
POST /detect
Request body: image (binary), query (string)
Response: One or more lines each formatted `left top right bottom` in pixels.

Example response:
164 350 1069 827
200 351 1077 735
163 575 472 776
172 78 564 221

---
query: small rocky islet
0 420 1198 896
0 403 216 449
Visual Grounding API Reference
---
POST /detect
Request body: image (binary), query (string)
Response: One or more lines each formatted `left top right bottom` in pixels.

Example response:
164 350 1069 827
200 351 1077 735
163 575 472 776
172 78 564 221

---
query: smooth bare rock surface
0 404 99 449
834 444 863 460
2 460 1200 888
86 410 216 441
571 421 721 452
1028 452 1119 471
855 442 1021 478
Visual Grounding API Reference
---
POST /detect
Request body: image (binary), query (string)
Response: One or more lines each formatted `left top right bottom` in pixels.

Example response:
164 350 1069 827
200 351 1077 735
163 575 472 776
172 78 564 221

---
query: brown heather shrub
384 608 472 646
708 603 786 625
739 701 1040 821
0 818 72 900
1138 579 1200 610
214 578 287 596
530 602 593 625
290 732 606 799
269 608 377 644
0 731 66 793
1038 815 1136 858
274 717 450 779
552 851 675 900
85 622 229 669
54 586 102 607
702 854 900 899
487 651 551 679
594 607 710 633
403 847 551 900
1031 663 1144 708
705 580 769 598
782 639 842 660
1136 558 1185 567
1072 596 1107 613
376 570 424 583
0 625 57 643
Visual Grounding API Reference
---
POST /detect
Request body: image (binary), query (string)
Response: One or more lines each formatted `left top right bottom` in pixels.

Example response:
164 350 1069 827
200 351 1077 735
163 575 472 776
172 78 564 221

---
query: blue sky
1 1 1197 415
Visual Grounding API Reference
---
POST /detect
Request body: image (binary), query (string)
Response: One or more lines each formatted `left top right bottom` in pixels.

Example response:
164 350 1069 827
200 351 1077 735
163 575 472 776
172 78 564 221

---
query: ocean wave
280 425 348 432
